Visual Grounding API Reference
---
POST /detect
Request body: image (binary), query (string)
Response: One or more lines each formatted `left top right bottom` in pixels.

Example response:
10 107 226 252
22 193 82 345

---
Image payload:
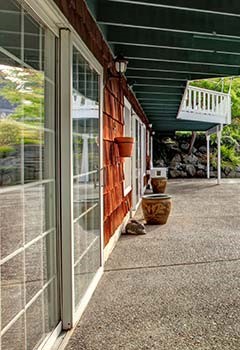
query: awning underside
86 0 240 132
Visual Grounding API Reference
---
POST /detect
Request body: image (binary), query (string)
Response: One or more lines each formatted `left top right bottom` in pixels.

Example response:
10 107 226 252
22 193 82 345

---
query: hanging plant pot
142 194 172 225
115 137 134 157
151 177 167 193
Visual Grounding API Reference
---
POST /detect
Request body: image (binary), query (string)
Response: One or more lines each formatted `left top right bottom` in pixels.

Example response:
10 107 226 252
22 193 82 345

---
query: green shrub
0 119 22 146
0 145 15 157
23 127 41 145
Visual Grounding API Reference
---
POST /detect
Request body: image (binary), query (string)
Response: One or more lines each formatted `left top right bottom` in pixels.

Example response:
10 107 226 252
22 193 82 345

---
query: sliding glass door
0 1 104 347
0 1 60 349
72 46 101 310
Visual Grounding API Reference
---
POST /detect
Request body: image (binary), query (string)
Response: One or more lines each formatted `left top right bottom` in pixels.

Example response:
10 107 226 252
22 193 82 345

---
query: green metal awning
86 0 239 133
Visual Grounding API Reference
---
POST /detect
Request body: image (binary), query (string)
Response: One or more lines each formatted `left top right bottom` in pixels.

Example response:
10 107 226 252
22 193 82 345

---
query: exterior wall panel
53 0 148 246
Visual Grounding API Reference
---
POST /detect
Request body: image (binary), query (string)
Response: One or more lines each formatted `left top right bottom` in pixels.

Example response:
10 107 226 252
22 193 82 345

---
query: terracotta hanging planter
151 177 167 193
115 137 134 157
142 194 172 225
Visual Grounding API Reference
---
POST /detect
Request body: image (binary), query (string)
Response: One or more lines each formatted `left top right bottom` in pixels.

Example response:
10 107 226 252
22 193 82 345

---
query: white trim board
104 213 131 262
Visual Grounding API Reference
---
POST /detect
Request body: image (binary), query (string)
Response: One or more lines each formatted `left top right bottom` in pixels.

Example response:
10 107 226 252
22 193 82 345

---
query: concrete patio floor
66 179 240 350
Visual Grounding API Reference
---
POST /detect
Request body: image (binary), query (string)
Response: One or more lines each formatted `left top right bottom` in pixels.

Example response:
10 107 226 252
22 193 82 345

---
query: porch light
114 54 128 74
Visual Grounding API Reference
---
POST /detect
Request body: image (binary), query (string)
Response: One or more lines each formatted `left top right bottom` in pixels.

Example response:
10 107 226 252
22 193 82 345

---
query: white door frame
132 113 146 210
123 97 133 196
71 31 104 327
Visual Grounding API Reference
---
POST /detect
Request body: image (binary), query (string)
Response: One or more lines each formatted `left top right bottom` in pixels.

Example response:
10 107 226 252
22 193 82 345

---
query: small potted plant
115 137 134 157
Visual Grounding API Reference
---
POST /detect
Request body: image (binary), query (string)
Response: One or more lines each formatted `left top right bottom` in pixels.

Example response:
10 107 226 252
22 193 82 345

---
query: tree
0 66 44 125
0 66 44 150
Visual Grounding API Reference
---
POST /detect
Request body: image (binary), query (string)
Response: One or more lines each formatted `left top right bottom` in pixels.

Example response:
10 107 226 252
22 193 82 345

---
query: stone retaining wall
153 134 240 179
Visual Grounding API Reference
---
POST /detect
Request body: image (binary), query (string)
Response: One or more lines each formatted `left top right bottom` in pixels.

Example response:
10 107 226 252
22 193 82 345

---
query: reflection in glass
1 316 25 350
0 0 21 60
0 189 24 258
1 253 24 329
44 279 59 335
42 130 55 179
72 46 101 309
24 185 42 243
0 1 59 348
43 182 56 232
26 295 44 350
43 231 57 283
25 240 42 303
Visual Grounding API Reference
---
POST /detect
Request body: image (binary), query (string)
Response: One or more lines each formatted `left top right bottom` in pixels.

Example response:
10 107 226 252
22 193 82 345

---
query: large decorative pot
115 137 134 157
141 194 172 225
151 177 167 193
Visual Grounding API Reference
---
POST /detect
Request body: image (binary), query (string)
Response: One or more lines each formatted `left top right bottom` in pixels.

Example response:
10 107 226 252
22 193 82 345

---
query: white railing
177 85 231 125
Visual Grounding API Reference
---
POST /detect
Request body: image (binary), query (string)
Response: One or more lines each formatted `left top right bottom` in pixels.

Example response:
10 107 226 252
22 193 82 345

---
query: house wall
54 0 149 246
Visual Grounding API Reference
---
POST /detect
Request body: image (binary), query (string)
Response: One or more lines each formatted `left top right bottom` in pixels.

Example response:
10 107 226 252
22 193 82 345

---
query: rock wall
153 134 240 179
0 145 40 186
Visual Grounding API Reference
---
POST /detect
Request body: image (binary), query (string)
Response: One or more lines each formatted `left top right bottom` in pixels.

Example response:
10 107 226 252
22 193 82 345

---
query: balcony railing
177 85 231 125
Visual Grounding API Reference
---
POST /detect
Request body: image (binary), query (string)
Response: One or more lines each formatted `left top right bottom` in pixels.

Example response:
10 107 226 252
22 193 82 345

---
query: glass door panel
0 1 60 349
72 46 101 309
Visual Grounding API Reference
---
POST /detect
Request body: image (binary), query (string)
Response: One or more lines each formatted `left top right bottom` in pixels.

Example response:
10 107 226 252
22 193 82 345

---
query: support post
206 135 210 179
150 135 153 169
217 129 222 185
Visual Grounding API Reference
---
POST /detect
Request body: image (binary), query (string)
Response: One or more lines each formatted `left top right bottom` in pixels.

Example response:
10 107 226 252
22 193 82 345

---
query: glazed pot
141 194 172 225
151 177 167 193
115 137 134 157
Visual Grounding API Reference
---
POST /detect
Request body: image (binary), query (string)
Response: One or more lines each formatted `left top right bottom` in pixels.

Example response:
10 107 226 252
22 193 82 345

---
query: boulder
155 159 166 167
180 164 186 171
180 171 188 177
180 142 189 151
196 170 206 178
186 164 196 177
170 154 182 166
198 154 207 165
192 147 197 154
197 163 206 170
124 219 146 235
194 151 202 157
210 171 217 177
182 154 198 165
223 167 232 176
169 169 182 178
199 146 207 153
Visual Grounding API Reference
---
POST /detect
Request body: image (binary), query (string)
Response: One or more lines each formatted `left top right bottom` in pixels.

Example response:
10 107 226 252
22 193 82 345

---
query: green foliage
175 131 192 137
0 67 44 126
191 77 240 120
220 145 240 167
0 119 42 149
0 119 22 146
190 77 240 173
0 145 15 157
23 128 41 145
0 66 45 148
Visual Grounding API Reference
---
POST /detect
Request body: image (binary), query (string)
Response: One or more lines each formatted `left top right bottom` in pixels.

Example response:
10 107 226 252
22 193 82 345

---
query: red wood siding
103 78 132 245
54 0 149 246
